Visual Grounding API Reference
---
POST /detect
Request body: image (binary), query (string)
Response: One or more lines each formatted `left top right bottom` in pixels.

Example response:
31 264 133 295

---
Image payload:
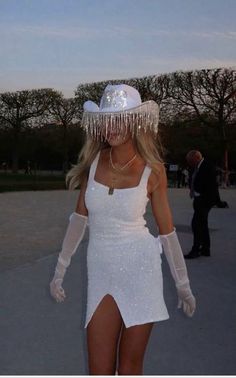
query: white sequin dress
84 151 169 328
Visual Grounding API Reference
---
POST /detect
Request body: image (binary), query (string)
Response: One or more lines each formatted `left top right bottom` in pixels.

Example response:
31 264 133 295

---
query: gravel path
0 188 235 375
0 190 79 272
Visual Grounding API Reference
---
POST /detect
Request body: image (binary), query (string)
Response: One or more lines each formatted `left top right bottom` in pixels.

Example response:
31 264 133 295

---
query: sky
0 0 236 97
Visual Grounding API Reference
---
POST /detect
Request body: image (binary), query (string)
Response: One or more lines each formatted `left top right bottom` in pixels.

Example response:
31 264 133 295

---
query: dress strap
88 150 101 181
139 165 152 189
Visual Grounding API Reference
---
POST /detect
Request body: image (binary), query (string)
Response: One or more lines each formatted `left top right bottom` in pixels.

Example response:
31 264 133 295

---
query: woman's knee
88 360 116 375
117 322 153 375
118 355 143 375
117 361 143 375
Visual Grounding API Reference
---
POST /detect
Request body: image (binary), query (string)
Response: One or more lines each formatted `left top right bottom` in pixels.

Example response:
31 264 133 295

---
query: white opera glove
159 229 196 317
50 212 87 303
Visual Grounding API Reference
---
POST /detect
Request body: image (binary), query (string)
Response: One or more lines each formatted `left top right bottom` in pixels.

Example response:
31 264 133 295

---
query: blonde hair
66 130 164 190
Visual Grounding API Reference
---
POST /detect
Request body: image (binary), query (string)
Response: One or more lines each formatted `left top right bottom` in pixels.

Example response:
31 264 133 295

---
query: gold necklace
109 147 137 172
108 148 137 195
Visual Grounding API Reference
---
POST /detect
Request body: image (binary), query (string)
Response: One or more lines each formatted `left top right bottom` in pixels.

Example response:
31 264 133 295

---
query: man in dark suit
185 150 219 259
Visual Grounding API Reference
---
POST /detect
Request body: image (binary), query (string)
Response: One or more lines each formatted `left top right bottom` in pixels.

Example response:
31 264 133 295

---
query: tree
75 79 123 115
0 88 56 173
47 93 80 172
168 68 236 186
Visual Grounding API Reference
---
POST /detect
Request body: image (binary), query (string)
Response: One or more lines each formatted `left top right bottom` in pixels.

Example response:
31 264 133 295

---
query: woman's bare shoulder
148 162 167 193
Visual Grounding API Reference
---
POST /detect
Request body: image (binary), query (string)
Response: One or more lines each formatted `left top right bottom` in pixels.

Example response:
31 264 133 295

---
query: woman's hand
176 284 196 317
50 277 66 303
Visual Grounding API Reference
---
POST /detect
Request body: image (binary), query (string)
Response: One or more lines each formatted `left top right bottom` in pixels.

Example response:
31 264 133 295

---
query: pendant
108 187 114 195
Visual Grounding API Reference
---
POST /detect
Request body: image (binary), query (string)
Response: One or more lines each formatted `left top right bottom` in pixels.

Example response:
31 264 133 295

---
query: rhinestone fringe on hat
81 101 159 140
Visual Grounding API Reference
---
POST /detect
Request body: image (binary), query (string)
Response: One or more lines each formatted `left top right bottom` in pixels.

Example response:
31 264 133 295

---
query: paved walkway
0 189 235 375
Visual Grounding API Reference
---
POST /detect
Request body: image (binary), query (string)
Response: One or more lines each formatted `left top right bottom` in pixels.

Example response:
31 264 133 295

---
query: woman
50 84 196 375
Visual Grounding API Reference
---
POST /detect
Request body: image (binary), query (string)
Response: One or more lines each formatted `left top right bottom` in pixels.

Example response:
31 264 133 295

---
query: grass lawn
0 172 67 192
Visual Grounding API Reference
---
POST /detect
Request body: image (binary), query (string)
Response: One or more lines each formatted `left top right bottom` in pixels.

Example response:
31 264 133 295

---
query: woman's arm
148 163 174 234
50 178 88 303
75 177 89 216
148 164 196 317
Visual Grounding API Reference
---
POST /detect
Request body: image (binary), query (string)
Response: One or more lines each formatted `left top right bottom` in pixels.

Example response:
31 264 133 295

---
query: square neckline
92 150 149 191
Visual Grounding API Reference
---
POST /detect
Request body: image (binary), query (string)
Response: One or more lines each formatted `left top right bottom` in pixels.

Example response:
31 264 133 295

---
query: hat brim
81 100 159 139
83 100 158 115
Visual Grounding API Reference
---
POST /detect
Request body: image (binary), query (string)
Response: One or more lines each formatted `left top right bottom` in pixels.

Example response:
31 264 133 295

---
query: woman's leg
118 322 154 375
86 294 123 375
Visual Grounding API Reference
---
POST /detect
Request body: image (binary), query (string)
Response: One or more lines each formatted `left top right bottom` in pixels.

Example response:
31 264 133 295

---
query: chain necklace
108 148 137 195
109 147 137 172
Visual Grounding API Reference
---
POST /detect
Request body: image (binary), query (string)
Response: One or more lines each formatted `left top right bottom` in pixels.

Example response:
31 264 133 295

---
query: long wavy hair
66 129 165 190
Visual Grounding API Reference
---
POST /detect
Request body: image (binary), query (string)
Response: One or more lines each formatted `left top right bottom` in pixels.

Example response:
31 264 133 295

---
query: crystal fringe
81 101 159 140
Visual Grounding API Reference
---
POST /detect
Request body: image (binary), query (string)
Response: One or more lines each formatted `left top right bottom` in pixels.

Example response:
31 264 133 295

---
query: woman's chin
106 136 123 146
105 134 131 146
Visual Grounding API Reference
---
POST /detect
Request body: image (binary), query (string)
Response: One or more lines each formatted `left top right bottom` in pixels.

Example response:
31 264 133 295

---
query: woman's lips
107 133 120 139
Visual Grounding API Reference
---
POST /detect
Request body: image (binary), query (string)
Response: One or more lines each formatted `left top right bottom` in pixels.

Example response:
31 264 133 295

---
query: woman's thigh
86 294 123 375
118 322 154 375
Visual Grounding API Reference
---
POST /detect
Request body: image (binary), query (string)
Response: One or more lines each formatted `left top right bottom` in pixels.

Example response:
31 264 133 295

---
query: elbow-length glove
159 229 196 317
50 212 87 302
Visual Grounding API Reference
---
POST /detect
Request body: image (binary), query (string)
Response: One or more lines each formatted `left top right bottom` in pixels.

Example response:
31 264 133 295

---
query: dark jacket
193 159 219 206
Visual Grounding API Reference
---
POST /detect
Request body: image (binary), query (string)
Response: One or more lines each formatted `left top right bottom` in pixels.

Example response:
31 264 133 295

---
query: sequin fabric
100 89 128 110
84 151 169 328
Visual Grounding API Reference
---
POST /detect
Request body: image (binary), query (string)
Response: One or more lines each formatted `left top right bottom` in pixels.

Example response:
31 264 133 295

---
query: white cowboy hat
81 84 159 139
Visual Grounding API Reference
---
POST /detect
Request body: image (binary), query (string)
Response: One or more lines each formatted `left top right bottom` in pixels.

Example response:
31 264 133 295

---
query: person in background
24 160 32 175
182 167 189 187
185 150 218 259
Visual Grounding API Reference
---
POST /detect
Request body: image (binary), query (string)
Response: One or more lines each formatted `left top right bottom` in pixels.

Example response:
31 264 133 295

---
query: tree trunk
12 126 19 174
222 140 229 188
62 123 69 173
